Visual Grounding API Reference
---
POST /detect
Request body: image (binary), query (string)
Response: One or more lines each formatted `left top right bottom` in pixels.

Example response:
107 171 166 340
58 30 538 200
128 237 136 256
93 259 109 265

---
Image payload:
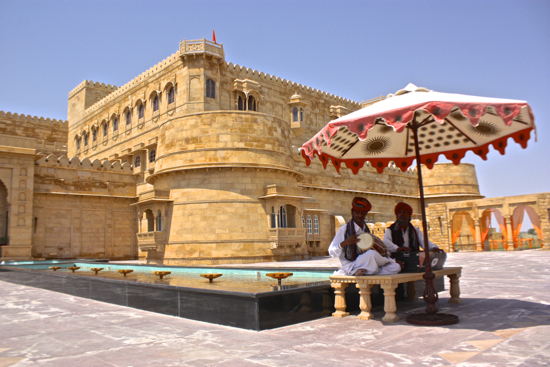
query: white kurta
383 225 439 253
329 222 401 276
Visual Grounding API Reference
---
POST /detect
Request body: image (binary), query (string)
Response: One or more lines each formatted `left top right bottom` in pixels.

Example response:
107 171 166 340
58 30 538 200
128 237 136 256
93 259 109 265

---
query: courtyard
1 250 549 366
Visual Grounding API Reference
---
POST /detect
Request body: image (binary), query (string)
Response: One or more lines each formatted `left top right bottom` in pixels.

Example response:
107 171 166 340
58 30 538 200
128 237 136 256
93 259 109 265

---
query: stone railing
138 190 170 202
265 184 303 197
136 231 165 252
269 228 306 250
180 38 225 60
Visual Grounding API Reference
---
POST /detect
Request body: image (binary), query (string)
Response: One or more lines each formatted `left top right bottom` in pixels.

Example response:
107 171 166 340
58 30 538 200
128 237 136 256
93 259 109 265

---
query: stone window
113 117 119 131
278 206 287 228
206 79 216 99
83 133 88 146
126 110 131 125
103 122 108 137
153 95 159 112
75 137 80 150
157 211 163 231
293 107 304 122
238 96 244 111
271 206 276 228
167 87 175 104
314 216 319 234
92 128 97 142
138 104 144 119
302 215 305 229
134 156 141 168
307 215 312 234
149 149 156 163
248 96 256 111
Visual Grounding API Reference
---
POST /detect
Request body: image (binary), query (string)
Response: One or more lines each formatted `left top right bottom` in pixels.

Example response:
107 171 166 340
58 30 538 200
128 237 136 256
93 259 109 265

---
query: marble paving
1 250 549 366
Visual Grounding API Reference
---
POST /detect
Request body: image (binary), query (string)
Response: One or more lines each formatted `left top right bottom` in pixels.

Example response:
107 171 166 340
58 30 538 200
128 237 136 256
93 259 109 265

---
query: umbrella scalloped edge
301 127 534 174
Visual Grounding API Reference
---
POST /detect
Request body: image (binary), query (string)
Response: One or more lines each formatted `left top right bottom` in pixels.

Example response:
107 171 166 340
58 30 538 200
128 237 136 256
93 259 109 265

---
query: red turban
352 197 371 213
394 202 413 216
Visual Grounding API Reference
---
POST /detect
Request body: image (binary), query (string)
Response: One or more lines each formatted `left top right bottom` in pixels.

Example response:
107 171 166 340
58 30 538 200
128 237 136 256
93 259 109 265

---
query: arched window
157 211 163 231
314 216 319 234
167 87 174 104
92 128 97 142
300 107 304 122
126 110 131 125
138 104 144 119
134 156 141 168
271 206 276 228
103 123 108 137
278 206 287 229
153 95 159 112
149 149 156 163
206 79 216 99
238 96 244 111
83 133 88 146
302 215 305 228
307 215 312 234
293 107 298 122
248 96 256 111
76 137 80 150
113 117 119 131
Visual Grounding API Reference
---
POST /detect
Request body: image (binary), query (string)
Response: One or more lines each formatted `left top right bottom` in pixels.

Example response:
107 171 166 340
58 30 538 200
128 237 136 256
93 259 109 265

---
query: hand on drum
340 234 360 248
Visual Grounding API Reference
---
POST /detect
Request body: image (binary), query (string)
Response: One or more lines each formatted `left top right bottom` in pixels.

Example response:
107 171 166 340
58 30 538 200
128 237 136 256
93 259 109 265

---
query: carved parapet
264 184 303 197
36 154 133 173
138 190 170 202
180 38 225 60
269 228 306 249
137 231 165 252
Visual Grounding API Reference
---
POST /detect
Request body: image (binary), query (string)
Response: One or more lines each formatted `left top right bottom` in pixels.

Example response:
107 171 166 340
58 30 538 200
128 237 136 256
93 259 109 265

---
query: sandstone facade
3 38 542 264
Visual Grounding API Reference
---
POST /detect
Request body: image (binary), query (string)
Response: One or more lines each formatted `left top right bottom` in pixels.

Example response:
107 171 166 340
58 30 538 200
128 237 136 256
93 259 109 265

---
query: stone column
505 216 515 251
474 219 482 252
330 282 349 317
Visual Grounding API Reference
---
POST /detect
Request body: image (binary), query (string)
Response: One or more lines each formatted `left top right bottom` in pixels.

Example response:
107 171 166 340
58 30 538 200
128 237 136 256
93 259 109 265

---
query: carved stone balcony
269 228 306 249
179 38 225 60
137 231 165 252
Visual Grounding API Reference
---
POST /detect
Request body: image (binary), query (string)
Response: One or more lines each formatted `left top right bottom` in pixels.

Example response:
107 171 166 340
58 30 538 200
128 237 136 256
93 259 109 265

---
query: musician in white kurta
329 222 402 276
328 197 401 276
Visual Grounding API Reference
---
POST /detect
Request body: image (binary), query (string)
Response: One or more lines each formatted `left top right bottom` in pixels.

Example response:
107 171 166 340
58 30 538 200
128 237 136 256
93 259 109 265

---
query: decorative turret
179 38 225 61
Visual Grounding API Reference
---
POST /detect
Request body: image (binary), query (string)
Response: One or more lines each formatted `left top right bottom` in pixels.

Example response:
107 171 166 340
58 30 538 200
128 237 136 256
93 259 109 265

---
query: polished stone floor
1 250 549 366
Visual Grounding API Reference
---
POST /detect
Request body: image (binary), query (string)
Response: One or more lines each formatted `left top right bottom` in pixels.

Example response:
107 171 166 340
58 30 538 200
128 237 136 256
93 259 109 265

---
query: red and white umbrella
300 84 535 325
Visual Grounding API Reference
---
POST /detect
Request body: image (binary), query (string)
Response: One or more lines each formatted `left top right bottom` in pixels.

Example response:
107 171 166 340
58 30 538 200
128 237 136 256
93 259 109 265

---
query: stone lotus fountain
117 269 134 277
49 266 61 271
67 266 80 273
200 273 223 283
266 272 293 286
90 268 104 275
152 271 171 280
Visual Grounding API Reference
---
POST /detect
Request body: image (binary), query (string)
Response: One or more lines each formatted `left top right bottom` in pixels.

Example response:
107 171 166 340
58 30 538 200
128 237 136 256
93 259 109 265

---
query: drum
356 233 388 257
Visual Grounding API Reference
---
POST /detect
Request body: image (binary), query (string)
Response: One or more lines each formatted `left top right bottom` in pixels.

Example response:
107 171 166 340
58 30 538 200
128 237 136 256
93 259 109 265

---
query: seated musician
329 197 402 276
383 202 445 254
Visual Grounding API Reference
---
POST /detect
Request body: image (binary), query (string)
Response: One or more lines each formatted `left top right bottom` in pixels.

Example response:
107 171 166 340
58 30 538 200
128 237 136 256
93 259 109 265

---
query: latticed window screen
307 215 312 234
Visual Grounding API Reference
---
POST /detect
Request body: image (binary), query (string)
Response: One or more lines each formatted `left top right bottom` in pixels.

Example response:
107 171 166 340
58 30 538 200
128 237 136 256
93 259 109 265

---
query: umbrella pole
406 119 459 326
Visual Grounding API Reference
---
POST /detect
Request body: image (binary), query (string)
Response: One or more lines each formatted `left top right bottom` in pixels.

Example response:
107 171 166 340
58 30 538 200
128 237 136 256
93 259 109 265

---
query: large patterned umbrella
300 83 535 325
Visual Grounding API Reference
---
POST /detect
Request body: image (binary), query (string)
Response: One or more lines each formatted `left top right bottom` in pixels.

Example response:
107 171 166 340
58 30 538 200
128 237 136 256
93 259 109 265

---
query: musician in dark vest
329 197 402 276
383 202 445 254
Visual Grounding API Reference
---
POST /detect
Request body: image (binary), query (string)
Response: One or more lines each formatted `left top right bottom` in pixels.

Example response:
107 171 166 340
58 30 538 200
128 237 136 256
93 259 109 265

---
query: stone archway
450 211 475 252
0 180 8 248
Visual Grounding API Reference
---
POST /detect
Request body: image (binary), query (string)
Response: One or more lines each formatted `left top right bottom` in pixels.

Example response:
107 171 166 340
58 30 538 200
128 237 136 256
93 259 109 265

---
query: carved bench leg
357 282 374 320
448 274 463 304
406 281 418 302
381 284 400 322
331 282 350 317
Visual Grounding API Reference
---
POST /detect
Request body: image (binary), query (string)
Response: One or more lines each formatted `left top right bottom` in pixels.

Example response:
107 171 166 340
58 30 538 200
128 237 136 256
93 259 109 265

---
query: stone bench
329 266 462 322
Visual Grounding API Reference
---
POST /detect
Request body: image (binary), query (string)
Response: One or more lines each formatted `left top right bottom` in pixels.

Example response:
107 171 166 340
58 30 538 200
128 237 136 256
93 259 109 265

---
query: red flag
213 30 217 43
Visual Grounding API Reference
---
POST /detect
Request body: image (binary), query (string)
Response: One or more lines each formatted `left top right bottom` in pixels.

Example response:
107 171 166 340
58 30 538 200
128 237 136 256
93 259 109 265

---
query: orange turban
352 197 371 213
395 202 413 216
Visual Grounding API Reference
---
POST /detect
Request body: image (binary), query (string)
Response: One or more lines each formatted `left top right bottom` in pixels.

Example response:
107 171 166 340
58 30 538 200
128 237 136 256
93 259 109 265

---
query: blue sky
1 0 548 199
